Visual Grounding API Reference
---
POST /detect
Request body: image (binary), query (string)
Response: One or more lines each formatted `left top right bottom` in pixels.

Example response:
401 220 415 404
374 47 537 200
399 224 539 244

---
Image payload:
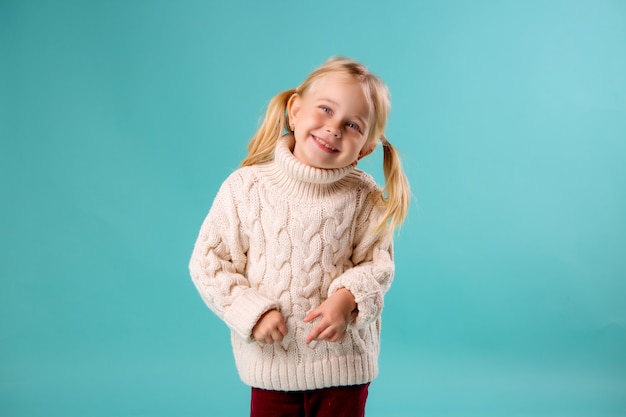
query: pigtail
375 136 410 235
241 88 296 167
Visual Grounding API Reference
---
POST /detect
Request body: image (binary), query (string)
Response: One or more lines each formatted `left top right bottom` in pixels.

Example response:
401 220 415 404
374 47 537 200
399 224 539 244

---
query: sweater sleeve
327 186 395 330
189 174 279 341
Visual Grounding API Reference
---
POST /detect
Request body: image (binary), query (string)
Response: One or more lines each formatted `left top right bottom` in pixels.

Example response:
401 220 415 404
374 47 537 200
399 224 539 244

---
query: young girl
189 57 410 417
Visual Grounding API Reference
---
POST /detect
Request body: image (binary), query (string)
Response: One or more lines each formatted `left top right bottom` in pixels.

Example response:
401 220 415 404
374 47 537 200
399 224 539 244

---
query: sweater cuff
223 288 279 341
328 276 384 330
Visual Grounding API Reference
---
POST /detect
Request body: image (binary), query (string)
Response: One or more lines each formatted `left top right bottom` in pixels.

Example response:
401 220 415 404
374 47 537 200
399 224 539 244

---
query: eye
320 105 332 114
346 121 361 132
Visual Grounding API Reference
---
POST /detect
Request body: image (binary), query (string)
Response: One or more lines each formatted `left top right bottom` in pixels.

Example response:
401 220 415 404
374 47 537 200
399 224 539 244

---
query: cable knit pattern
189 134 394 391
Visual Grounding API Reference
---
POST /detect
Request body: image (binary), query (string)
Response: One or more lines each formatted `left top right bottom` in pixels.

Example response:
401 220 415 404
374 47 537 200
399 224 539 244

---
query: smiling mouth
313 136 339 152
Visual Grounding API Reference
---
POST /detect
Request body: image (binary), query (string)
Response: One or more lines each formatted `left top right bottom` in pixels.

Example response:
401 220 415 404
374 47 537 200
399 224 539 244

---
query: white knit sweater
189 135 394 391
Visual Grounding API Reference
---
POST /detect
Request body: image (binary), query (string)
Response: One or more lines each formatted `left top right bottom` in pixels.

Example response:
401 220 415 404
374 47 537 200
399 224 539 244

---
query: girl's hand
252 310 288 344
304 288 357 344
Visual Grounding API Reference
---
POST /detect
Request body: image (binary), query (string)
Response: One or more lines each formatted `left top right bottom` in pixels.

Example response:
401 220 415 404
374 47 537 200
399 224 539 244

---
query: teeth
314 136 338 151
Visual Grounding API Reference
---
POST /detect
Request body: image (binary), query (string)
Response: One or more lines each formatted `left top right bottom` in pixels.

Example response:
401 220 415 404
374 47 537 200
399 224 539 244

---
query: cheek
309 110 325 125
354 139 373 158
355 135 370 149
345 140 365 159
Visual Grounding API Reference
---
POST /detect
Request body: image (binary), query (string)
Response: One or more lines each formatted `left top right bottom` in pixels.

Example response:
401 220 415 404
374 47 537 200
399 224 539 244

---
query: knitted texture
189 135 394 391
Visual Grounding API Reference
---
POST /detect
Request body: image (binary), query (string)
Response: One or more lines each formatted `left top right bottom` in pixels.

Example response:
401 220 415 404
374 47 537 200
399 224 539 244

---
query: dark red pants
250 383 370 417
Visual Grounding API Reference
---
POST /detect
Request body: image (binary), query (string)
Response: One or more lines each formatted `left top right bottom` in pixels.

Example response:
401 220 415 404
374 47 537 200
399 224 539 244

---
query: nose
325 120 341 138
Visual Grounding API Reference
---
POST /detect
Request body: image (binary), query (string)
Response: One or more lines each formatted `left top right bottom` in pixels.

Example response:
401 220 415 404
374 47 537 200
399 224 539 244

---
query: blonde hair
241 57 410 234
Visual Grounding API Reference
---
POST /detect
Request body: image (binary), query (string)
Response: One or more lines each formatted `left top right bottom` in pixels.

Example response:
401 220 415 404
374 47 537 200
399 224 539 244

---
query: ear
287 93 301 127
358 141 377 160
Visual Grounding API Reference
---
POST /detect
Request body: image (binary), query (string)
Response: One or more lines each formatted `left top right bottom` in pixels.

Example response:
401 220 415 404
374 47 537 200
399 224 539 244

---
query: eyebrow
316 98 369 129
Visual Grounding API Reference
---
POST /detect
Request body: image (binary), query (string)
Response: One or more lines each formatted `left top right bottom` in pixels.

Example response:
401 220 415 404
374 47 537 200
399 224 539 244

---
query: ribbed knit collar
258 134 356 201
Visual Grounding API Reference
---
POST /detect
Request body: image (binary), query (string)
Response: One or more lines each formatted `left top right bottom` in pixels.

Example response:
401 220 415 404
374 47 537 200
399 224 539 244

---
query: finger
305 326 321 344
306 320 329 344
328 330 346 343
278 320 288 336
271 329 284 343
253 329 264 341
316 325 340 342
304 308 322 323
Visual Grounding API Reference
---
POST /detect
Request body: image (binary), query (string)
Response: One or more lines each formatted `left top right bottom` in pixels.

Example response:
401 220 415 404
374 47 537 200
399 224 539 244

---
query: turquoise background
2 0 625 416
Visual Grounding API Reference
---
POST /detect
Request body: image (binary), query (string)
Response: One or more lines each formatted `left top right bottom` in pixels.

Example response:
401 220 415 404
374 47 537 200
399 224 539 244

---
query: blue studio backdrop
1 1 625 416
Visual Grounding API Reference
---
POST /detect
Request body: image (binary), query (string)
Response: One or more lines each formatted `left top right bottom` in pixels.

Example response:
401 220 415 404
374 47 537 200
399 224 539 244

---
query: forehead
306 74 371 118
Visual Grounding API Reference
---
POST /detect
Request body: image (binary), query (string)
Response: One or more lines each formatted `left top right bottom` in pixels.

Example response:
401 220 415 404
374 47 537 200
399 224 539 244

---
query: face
288 74 374 169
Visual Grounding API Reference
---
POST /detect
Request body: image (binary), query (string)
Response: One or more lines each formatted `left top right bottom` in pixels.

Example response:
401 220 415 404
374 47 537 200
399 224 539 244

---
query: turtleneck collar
257 134 357 201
